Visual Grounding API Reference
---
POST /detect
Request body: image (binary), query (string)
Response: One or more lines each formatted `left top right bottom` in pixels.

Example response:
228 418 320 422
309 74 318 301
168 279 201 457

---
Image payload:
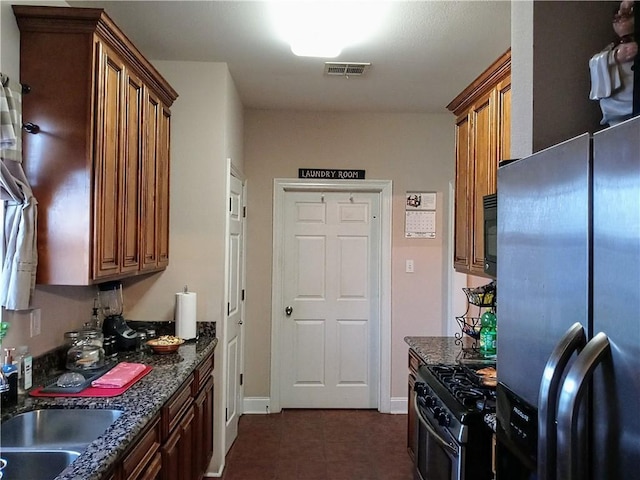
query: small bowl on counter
146 335 185 354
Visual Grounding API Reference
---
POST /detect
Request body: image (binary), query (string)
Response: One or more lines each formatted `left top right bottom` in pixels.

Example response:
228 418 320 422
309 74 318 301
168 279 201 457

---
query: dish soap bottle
16 345 33 394
1 348 18 405
479 311 497 356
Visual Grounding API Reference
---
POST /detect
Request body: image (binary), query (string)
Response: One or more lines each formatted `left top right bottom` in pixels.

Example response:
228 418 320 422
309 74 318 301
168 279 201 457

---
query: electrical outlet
30 308 41 337
406 259 414 273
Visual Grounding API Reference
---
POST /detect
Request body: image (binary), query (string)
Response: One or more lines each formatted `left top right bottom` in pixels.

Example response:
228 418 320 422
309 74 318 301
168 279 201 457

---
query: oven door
414 391 463 480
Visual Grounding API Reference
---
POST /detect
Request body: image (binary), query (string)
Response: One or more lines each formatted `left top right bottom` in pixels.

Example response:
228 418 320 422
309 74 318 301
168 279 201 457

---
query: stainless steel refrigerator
495 116 640 480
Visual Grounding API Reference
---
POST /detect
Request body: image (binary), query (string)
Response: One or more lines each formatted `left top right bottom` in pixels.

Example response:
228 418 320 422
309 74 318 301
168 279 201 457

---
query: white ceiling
69 1 511 113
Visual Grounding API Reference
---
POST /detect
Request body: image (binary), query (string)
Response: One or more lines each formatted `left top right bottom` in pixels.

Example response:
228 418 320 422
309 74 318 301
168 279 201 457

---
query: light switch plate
406 259 414 273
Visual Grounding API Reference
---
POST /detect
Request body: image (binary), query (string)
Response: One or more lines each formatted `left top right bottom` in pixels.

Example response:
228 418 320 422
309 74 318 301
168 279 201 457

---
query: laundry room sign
298 168 366 180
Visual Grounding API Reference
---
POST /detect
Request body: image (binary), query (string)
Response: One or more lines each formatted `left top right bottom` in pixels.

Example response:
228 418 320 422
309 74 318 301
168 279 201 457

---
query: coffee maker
98 281 138 351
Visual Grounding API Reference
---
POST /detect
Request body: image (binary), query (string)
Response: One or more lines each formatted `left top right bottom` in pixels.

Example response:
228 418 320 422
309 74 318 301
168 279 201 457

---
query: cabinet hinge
241 289 245 301
225 408 228 422
240 373 243 386
227 302 230 316
229 198 232 212
243 206 246 218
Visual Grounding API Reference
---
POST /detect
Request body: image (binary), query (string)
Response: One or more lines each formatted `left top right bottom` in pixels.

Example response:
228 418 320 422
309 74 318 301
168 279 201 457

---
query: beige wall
243 110 455 400
511 0 616 157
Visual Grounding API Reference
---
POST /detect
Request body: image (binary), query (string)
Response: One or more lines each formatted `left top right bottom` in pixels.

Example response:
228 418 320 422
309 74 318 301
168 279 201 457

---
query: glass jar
77 328 104 348
66 329 105 370
137 331 148 353
103 336 118 360
66 343 105 371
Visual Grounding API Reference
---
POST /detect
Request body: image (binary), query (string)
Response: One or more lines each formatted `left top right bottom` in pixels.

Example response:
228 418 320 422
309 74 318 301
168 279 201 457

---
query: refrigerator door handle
537 322 586 480
557 333 611 480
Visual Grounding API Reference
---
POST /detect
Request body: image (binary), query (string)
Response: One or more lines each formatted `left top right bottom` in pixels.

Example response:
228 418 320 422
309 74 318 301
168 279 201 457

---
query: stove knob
438 412 451 427
413 382 427 396
432 405 442 416
424 395 435 407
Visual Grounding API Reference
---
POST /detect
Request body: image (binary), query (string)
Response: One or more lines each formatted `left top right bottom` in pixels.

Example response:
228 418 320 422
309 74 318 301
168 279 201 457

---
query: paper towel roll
175 291 197 340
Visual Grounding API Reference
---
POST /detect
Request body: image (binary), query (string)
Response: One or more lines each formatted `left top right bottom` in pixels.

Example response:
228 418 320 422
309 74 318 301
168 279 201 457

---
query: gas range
413 361 496 480
414 362 496 443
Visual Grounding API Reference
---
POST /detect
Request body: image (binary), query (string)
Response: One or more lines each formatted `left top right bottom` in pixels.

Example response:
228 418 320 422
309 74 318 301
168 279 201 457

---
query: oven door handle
413 391 457 455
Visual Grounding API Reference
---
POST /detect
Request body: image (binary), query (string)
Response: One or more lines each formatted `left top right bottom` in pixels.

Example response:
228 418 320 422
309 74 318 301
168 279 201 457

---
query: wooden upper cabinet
13 5 178 285
453 115 472 271
141 90 160 272
157 106 171 269
447 49 511 277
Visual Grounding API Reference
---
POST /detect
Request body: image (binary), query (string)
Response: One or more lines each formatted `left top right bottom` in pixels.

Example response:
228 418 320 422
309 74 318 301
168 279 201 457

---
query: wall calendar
405 192 437 238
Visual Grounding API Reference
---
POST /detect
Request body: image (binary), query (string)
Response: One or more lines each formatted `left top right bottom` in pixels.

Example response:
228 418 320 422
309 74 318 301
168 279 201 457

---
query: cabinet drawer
192 351 214 395
409 349 423 375
122 415 161 480
161 376 194 440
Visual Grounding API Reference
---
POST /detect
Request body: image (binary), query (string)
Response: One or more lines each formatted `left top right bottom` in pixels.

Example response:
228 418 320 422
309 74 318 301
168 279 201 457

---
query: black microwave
483 193 497 278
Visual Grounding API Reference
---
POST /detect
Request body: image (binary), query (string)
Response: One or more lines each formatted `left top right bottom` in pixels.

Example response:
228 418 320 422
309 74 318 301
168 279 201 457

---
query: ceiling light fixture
269 1 390 58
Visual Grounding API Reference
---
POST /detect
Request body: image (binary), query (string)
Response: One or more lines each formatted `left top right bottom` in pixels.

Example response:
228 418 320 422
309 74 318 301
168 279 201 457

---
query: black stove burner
427 363 496 414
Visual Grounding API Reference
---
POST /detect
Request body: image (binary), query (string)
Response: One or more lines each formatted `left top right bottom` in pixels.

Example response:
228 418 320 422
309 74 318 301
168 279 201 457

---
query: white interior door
225 173 244 453
279 190 380 408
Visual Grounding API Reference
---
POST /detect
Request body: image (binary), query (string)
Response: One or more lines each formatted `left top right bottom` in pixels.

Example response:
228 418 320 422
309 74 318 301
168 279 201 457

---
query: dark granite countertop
404 336 493 365
1 336 217 480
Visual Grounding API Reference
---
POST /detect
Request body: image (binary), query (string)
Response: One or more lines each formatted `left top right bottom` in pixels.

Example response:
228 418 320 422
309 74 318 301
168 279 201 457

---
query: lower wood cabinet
102 350 214 480
193 376 215 476
162 404 195 480
123 416 162 480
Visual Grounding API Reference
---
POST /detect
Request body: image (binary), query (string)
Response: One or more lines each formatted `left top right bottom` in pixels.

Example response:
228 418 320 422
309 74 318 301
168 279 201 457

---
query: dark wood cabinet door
203 378 214 474
470 90 494 275
453 113 472 273
194 376 215 477
162 404 195 480
121 69 144 274
94 41 125 280
157 105 171 269
161 426 181 480
141 89 160 272
179 406 195 480
122 416 161 480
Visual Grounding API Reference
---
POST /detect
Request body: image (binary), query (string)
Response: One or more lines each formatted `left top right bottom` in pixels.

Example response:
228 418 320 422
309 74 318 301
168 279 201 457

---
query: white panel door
280 191 379 408
225 174 244 453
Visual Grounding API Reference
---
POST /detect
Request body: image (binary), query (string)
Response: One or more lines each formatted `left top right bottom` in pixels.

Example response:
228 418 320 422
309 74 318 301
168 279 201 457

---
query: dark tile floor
221 409 414 480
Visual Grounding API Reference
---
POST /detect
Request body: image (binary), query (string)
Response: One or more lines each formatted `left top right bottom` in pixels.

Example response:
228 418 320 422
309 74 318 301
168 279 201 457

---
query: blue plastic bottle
1 348 18 406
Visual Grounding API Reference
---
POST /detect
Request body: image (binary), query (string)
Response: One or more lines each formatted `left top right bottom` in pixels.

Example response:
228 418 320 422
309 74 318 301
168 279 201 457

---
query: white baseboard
203 466 224 478
389 396 408 414
243 396 271 414
242 396 406 414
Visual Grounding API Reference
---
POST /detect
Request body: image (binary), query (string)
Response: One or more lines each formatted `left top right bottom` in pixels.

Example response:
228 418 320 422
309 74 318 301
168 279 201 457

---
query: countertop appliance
413 362 495 480
482 194 497 278
98 281 138 351
496 117 640 479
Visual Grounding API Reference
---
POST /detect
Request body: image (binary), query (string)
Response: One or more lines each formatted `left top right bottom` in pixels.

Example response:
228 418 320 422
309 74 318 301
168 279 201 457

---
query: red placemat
30 365 152 398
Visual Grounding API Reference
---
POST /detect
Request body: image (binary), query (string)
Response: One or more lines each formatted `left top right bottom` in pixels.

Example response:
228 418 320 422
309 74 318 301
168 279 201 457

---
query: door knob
285 306 293 316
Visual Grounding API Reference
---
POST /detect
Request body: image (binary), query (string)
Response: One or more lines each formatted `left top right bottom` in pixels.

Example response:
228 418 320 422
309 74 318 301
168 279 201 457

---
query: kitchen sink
1 408 123 451
0 449 80 480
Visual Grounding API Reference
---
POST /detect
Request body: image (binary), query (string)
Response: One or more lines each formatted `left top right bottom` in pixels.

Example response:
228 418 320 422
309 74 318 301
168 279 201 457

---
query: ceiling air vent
324 62 371 77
